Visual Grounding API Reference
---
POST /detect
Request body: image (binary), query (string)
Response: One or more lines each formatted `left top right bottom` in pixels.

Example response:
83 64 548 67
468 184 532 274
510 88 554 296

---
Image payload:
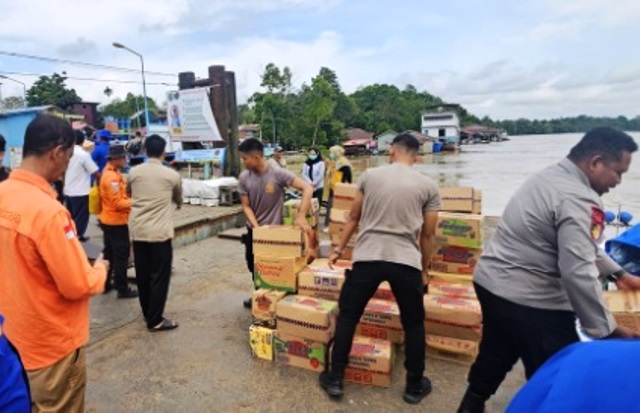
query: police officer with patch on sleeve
457 127 640 413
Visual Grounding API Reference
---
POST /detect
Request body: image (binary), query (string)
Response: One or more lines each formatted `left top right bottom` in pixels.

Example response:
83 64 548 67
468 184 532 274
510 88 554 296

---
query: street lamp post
112 42 151 130
0 75 27 107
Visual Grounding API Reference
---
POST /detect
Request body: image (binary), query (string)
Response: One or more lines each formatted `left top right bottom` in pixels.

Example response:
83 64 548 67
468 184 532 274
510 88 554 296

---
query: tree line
11 70 640 142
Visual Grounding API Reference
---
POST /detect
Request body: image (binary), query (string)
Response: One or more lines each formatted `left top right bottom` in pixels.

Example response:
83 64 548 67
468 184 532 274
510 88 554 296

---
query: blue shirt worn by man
0 315 30 412
92 141 110 172
507 340 640 413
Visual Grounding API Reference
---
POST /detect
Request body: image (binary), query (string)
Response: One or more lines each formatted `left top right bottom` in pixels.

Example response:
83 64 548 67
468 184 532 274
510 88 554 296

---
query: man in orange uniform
99 144 138 298
0 114 107 412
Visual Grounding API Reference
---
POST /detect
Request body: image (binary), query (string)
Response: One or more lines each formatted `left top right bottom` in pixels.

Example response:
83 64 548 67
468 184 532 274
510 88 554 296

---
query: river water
348 132 640 222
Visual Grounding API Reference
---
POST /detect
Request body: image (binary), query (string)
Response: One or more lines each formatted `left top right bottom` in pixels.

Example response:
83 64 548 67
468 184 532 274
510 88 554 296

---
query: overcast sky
0 0 638 120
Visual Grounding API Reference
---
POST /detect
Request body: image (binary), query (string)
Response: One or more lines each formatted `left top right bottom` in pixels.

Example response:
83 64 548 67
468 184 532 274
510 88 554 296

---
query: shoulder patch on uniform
63 222 76 240
591 206 605 240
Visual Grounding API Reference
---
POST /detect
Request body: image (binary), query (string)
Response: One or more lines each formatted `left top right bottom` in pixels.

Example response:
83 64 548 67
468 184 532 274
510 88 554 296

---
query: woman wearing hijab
324 145 353 229
302 147 326 208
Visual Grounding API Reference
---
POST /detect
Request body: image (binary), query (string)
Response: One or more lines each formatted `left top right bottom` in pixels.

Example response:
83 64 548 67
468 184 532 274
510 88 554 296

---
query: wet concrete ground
84 221 524 413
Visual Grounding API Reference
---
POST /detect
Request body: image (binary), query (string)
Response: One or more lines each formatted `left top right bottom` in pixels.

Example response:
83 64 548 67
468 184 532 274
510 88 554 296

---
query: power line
0 50 176 77
0 71 176 86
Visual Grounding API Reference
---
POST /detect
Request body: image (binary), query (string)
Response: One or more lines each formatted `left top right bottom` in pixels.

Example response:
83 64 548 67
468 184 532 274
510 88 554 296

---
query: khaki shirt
127 159 182 242
474 158 620 338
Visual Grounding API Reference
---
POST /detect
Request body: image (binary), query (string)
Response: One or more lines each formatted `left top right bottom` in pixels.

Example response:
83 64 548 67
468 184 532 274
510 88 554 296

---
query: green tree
1 96 25 110
300 76 337 147
250 63 294 145
99 93 158 127
26 72 81 109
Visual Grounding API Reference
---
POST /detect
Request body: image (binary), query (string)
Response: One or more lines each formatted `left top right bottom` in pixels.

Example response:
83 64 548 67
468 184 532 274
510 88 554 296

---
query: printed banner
167 88 223 142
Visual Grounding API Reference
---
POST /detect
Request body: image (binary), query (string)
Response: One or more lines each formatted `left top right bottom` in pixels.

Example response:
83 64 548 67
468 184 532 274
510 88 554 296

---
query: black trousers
242 227 254 281
324 190 334 226
313 188 324 209
467 283 580 400
330 261 426 379
102 224 130 292
66 195 90 238
133 240 173 329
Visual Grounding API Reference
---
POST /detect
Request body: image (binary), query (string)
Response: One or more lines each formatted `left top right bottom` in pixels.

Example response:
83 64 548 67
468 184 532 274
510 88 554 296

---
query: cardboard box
344 368 392 388
253 225 305 257
283 198 320 227
345 336 395 387
252 289 287 328
424 295 482 327
426 335 479 365
329 208 351 224
298 266 346 302
276 295 338 343
436 213 484 248
429 271 473 285
249 325 275 361
440 187 482 214
254 255 307 292
603 290 640 331
432 244 482 275
427 280 477 300
425 321 481 341
355 323 404 344
373 282 396 302
273 332 326 372
329 221 358 247
333 183 359 210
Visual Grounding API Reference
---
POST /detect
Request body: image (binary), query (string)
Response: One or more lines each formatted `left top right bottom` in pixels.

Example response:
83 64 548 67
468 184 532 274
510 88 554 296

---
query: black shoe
457 388 487 413
243 298 252 309
403 376 432 404
319 371 343 399
117 288 139 299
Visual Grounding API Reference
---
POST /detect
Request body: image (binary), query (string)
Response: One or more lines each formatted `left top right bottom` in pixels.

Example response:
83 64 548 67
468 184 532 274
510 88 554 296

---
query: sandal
149 318 179 332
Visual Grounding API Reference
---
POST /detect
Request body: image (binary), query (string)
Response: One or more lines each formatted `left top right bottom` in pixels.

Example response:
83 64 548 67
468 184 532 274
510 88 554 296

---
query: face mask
309 154 318 161
329 153 336 160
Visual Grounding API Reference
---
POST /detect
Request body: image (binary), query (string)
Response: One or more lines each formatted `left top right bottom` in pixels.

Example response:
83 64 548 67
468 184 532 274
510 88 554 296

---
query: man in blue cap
91 130 112 173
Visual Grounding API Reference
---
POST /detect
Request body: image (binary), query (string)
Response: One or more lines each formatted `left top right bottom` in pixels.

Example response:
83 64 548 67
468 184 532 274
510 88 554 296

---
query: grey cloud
57 37 96 57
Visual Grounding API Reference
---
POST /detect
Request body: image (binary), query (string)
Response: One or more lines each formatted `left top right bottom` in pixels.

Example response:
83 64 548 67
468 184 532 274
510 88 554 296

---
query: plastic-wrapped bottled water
609 243 640 275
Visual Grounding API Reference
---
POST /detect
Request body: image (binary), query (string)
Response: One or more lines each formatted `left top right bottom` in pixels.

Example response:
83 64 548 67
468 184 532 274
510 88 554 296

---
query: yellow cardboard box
249 325 275 361
432 243 482 275
426 335 479 365
273 331 326 372
276 295 338 343
252 289 287 328
253 225 305 257
283 198 320 227
333 183 358 210
436 213 484 248
440 187 482 214
254 255 307 292
424 294 482 327
345 336 395 387
603 290 640 331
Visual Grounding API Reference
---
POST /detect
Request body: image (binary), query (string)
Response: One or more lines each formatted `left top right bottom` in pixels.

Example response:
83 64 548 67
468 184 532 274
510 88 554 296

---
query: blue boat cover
507 340 640 413
605 223 640 275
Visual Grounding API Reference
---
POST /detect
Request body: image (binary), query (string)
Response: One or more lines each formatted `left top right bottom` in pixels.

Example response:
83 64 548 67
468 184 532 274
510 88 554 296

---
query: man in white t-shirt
64 130 100 242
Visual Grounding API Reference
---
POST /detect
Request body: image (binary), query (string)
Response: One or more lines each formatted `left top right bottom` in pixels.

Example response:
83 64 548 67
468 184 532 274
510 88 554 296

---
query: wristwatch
607 269 626 283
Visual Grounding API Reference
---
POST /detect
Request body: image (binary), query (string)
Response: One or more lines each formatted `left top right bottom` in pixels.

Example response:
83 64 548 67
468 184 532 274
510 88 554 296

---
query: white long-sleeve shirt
302 161 325 190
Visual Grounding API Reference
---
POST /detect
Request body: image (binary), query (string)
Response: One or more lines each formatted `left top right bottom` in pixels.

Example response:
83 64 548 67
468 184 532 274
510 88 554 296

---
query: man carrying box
238 138 314 308
457 128 640 413
320 133 441 405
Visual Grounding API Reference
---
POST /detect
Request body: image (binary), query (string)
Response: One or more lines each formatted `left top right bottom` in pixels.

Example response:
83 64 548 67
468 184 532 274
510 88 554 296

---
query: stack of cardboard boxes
424 187 484 365
328 184 359 260
249 191 397 387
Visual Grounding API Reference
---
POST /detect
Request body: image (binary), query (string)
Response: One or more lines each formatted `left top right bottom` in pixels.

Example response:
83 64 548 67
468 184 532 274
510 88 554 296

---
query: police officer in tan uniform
457 127 640 413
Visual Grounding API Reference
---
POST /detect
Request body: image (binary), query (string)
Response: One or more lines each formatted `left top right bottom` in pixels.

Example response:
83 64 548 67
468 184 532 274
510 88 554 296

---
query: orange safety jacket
0 169 106 370
99 163 131 226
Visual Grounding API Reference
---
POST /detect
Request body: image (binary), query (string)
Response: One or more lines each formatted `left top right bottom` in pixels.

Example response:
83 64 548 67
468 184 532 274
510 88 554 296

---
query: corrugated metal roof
0 105 61 117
